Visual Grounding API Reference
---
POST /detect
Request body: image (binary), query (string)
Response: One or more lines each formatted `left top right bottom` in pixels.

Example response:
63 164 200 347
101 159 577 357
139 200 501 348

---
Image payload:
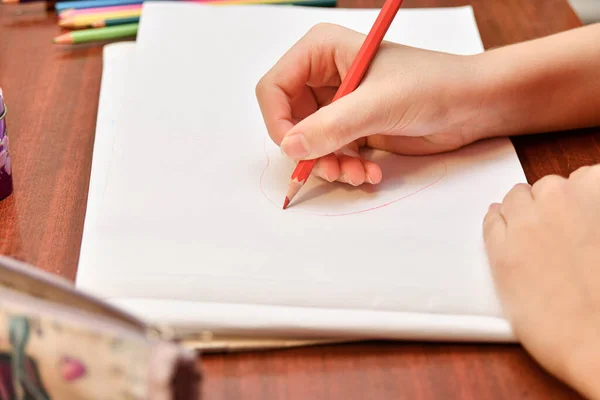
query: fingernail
340 172 357 186
314 166 333 182
366 174 374 184
340 146 360 158
281 134 310 159
339 172 348 184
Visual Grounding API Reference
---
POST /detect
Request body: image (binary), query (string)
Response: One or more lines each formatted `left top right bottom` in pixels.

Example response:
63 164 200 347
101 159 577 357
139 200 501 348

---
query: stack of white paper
78 3 526 342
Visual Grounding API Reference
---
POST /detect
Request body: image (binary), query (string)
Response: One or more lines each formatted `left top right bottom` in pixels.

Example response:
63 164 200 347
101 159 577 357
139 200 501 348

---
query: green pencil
52 23 138 44
213 0 335 5
92 16 140 28
288 0 336 6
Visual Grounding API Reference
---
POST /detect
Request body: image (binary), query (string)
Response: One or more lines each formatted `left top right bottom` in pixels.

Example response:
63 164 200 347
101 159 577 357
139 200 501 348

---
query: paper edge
108 298 516 342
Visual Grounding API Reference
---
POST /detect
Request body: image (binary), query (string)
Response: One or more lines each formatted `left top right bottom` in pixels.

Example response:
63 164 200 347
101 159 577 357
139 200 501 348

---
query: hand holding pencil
256 1 488 206
280 0 404 208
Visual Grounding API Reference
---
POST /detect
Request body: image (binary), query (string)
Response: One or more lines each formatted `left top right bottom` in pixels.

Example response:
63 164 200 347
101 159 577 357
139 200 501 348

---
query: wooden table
0 0 595 398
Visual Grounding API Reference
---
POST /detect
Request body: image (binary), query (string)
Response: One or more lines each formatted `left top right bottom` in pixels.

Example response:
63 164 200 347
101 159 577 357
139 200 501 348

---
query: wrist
429 52 523 146
455 50 543 142
419 53 503 146
467 48 556 140
464 26 600 142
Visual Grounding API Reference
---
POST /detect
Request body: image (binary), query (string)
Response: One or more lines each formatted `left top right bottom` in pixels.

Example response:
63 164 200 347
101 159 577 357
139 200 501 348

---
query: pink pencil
59 4 142 19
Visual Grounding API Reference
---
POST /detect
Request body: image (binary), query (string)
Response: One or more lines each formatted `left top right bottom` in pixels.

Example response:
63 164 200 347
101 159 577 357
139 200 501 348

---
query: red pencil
282 0 404 209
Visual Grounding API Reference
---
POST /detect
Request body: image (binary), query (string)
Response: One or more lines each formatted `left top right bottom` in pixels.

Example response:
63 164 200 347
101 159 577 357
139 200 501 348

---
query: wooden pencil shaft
215 0 334 4
55 0 142 12
60 4 141 17
284 0 404 206
67 23 138 43
94 16 140 27
62 9 141 23
60 10 141 27
1 0 74 4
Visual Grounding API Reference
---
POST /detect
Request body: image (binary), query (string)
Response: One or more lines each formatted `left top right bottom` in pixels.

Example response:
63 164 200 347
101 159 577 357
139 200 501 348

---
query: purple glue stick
0 88 13 201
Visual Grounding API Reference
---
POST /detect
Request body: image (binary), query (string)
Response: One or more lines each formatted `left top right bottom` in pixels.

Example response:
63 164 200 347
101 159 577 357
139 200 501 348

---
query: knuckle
569 165 591 179
590 163 600 174
306 23 351 48
513 182 530 190
255 77 265 98
532 174 566 198
500 183 530 206
509 182 530 195
318 113 346 148
308 22 338 36
589 165 600 182
482 212 495 233
255 75 270 99
482 204 501 236
573 164 600 181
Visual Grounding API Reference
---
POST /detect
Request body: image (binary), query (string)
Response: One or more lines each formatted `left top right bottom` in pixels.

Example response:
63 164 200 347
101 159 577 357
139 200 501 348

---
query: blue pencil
55 0 143 12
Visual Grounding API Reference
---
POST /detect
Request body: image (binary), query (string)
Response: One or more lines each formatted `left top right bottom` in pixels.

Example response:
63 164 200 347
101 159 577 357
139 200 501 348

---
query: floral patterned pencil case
0 255 202 400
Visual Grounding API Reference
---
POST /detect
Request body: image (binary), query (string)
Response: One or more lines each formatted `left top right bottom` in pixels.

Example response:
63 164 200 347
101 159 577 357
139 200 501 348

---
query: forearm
469 23 600 140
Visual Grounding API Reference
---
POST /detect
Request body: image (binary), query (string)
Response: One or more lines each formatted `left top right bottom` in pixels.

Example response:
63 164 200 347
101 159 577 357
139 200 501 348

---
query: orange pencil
282 0 404 209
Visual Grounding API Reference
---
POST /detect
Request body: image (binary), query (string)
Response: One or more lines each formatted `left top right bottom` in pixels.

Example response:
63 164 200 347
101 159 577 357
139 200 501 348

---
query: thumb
280 92 382 160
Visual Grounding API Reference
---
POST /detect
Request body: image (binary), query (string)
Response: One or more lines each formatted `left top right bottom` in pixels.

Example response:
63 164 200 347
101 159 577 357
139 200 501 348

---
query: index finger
255 24 362 145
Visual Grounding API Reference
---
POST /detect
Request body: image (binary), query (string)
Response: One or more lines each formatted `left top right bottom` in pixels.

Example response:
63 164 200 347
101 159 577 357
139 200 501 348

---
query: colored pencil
1 0 39 3
91 15 139 27
282 0 404 209
6 0 334 7
59 4 141 19
1 0 71 4
59 9 141 28
55 0 142 12
213 0 334 5
52 23 138 44
282 0 335 5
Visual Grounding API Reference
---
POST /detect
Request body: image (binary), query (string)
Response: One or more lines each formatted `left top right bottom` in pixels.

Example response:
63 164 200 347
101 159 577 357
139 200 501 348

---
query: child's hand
484 165 600 400
256 23 486 186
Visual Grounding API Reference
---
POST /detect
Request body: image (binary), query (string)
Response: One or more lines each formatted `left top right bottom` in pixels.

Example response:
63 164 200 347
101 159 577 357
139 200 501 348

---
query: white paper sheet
77 4 526 341
79 42 136 263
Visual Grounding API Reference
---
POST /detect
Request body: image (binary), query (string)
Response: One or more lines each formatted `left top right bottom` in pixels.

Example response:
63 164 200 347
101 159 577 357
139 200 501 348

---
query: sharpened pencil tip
283 197 290 210
52 33 73 44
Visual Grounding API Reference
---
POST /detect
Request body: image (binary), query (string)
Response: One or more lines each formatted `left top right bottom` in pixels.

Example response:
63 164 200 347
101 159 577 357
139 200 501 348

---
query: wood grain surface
0 0 595 398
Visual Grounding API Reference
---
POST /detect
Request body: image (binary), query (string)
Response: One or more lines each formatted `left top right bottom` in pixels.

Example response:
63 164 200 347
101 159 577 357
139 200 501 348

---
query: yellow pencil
59 9 75 18
59 9 141 28
58 4 141 19
212 0 334 4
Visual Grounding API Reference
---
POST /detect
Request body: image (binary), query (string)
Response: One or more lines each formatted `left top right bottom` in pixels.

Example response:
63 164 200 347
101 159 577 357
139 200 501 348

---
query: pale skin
256 22 600 399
